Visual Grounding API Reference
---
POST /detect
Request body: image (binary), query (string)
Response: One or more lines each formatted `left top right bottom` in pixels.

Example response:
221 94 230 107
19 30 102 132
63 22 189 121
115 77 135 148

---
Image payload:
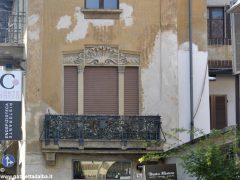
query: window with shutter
64 66 78 114
84 66 118 115
63 46 140 116
210 95 227 129
124 67 139 115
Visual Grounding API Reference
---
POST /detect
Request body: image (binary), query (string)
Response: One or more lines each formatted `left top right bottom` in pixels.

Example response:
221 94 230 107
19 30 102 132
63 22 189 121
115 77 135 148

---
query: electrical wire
193 62 208 119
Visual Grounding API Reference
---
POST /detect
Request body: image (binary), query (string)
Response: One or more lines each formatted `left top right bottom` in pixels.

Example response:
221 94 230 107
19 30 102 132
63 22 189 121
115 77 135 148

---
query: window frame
207 6 231 45
209 95 228 129
84 0 119 9
62 46 141 115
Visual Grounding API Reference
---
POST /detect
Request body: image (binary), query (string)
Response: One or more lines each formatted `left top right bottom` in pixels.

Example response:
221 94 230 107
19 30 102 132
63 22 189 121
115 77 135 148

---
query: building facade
207 0 236 130
26 0 210 179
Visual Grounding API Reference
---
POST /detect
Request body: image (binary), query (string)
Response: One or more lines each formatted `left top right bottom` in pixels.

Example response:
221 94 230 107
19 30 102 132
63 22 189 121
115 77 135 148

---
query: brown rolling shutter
84 67 118 115
210 95 227 129
64 66 78 114
124 67 139 115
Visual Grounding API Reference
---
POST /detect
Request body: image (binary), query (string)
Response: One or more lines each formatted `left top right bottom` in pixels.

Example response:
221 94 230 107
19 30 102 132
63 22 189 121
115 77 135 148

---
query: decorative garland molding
63 45 140 67
63 52 84 66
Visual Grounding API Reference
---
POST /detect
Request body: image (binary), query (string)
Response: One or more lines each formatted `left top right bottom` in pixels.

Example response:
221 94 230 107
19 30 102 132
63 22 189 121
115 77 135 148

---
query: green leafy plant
139 128 240 180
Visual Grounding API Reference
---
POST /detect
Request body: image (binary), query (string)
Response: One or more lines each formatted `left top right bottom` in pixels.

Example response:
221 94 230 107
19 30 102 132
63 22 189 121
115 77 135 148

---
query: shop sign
145 164 177 180
0 71 22 140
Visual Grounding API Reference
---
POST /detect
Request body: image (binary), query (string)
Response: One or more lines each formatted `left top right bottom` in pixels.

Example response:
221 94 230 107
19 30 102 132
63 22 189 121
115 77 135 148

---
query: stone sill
0 43 24 47
41 139 163 152
81 9 122 19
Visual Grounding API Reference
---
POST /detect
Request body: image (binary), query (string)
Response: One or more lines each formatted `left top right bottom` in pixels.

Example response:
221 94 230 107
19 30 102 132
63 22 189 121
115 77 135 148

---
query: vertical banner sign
0 71 22 140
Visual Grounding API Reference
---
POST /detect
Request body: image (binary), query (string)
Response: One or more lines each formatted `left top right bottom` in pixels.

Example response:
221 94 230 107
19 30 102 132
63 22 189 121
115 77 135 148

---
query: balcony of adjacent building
0 0 26 69
207 6 232 62
40 115 164 164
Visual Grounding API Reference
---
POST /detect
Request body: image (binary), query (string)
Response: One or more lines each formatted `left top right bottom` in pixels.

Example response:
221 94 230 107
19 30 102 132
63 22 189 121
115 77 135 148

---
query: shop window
73 160 131 179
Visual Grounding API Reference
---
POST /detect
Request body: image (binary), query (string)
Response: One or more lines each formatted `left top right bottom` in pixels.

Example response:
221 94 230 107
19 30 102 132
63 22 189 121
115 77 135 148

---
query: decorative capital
118 66 125 73
77 65 84 73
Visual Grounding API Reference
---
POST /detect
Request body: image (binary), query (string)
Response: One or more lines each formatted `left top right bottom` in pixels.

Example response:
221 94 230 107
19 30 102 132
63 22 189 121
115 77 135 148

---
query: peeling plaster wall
28 14 40 41
141 31 161 115
39 0 161 112
120 3 133 27
26 0 210 177
158 31 179 148
56 15 72 30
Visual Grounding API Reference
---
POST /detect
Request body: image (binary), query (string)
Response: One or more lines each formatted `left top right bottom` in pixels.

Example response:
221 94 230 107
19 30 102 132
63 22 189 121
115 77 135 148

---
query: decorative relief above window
85 46 119 65
63 51 84 65
63 45 140 67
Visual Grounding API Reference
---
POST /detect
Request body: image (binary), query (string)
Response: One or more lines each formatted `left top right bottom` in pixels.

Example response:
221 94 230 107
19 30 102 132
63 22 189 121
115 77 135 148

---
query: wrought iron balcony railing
208 38 232 46
42 115 163 146
0 11 26 44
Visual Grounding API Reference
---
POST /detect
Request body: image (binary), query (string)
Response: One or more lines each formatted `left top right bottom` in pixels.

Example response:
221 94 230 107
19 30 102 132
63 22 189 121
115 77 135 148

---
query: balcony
0 11 26 68
0 11 25 44
208 38 231 46
41 115 164 155
208 38 232 62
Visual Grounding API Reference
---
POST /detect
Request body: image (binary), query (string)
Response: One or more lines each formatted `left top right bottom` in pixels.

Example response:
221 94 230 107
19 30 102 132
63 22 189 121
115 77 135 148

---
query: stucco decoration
63 52 84 65
63 45 140 67
85 46 118 65
119 53 140 66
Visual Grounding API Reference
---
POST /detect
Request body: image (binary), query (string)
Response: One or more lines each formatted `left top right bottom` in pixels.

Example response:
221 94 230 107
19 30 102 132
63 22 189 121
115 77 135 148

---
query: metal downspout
189 0 194 141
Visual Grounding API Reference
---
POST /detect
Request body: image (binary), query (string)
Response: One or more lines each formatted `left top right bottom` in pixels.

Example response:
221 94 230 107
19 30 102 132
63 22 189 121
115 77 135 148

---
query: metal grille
43 115 162 144
0 10 25 43
207 6 231 45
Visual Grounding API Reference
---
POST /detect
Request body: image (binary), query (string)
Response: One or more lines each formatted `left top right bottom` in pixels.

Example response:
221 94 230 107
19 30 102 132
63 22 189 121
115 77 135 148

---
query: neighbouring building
207 0 236 130
229 0 240 126
0 0 26 177
26 0 210 179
